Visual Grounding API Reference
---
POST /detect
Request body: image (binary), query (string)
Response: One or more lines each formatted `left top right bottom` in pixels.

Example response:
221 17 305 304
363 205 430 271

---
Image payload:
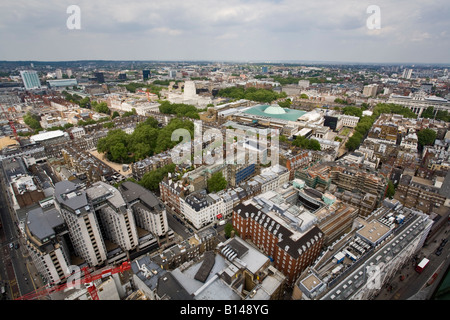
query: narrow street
374 221 450 300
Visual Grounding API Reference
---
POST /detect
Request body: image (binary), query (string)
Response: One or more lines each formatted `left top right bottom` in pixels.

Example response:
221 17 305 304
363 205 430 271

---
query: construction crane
15 260 132 300
0 103 19 142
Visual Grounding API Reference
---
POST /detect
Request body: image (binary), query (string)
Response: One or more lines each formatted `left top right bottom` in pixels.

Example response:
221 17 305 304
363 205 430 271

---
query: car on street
435 247 443 256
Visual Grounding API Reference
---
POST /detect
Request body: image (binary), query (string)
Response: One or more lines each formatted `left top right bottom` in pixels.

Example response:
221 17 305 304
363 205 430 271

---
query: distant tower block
183 81 197 100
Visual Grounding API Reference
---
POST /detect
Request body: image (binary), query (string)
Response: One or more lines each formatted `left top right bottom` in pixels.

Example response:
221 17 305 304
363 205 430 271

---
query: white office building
85 182 139 252
20 70 42 90
339 115 360 128
180 192 225 229
54 180 108 267
24 207 72 285
119 181 169 238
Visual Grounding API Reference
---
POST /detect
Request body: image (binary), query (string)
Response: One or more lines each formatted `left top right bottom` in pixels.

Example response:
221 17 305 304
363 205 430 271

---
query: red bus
415 258 429 273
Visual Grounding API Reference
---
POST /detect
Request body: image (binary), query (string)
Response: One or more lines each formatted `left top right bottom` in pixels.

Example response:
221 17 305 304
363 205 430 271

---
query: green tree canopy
342 106 363 118
96 117 193 163
417 128 437 147
386 180 396 199
23 112 42 131
158 101 202 119
292 136 321 151
139 163 176 191
217 86 286 103
300 93 309 99
207 171 228 193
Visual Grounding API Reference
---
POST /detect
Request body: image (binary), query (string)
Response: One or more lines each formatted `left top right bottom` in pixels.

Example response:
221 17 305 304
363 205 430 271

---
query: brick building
233 202 324 285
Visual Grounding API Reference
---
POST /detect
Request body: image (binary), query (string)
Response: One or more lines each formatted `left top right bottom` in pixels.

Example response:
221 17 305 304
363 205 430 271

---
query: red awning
217 214 223 219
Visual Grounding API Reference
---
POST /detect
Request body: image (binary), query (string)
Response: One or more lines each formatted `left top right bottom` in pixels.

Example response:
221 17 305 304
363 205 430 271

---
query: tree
122 108 137 118
277 100 291 108
207 171 228 193
300 93 309 99
308 139 321 151
139 163 176 191
292 136 321 151
216 86 286 103
345 132 363 151
342 106 362 118
421 106 434 119
158 101 202 119
23 112 42 131
110 143 128 163
224 223 239 238
417 128 437 147
334 98 348 105
111 111 120 119
386 180 395 199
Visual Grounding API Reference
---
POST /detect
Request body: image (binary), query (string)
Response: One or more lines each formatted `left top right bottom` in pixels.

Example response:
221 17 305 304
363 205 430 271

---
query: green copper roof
243 104 306 121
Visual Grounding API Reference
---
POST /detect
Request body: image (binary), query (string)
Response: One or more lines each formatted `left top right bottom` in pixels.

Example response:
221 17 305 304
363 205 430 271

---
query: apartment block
394 174 447 214
159 177 187 214
180 191 225 229
119 181 169 238
233 201 324 285
279 148 311 180
132 151 173 180
54 180 108 267
24 207 71 285
294 206 433 300
86 182 139 253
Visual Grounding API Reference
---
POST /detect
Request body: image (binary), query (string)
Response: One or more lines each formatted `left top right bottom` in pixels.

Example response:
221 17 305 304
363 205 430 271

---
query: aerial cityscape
0 0 449 307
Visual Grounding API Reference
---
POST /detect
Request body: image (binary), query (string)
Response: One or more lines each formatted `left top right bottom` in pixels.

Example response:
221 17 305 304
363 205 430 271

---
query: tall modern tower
20 70 41 90
119 181 169 238
54 180 108 267
183 80 197 100
94 72 105 83
142 70 150 80
85 181 139 253
54 180 140 267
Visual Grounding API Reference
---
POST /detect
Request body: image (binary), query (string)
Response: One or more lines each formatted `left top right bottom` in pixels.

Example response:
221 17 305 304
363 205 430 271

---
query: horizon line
1 59 449 66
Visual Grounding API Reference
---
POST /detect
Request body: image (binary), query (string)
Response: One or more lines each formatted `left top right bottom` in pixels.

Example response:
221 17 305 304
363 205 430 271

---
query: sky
0 0 449 64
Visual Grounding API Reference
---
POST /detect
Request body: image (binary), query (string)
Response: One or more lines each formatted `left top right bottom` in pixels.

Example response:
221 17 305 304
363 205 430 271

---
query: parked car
435 247 443 256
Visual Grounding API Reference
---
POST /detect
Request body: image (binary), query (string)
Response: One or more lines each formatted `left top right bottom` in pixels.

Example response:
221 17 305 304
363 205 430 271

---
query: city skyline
0 0 449 64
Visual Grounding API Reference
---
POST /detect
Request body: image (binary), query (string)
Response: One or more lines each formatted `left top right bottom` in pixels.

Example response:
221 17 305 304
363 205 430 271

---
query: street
374 220 450 300
0 164 41 300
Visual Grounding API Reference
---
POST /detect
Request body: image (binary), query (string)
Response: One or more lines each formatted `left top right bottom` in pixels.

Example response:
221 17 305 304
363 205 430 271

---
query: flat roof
356 219 391 244
321 211 432 300
30 130 67 142
301 273 323 292
54 180 89 212
26 207 65 242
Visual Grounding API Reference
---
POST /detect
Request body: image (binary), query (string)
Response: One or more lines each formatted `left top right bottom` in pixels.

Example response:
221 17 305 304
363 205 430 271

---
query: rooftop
54 180 89 214
30 130 67 142
26 206 65 243
242 104 307 121
120 181 164 212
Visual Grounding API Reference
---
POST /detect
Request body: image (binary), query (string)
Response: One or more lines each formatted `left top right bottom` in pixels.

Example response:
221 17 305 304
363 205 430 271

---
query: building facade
54 180 108 267
120 181 169 238
233 202 324 285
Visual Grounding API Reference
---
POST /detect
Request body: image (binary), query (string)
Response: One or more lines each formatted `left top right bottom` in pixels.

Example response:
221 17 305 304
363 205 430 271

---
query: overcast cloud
0 0 449 63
